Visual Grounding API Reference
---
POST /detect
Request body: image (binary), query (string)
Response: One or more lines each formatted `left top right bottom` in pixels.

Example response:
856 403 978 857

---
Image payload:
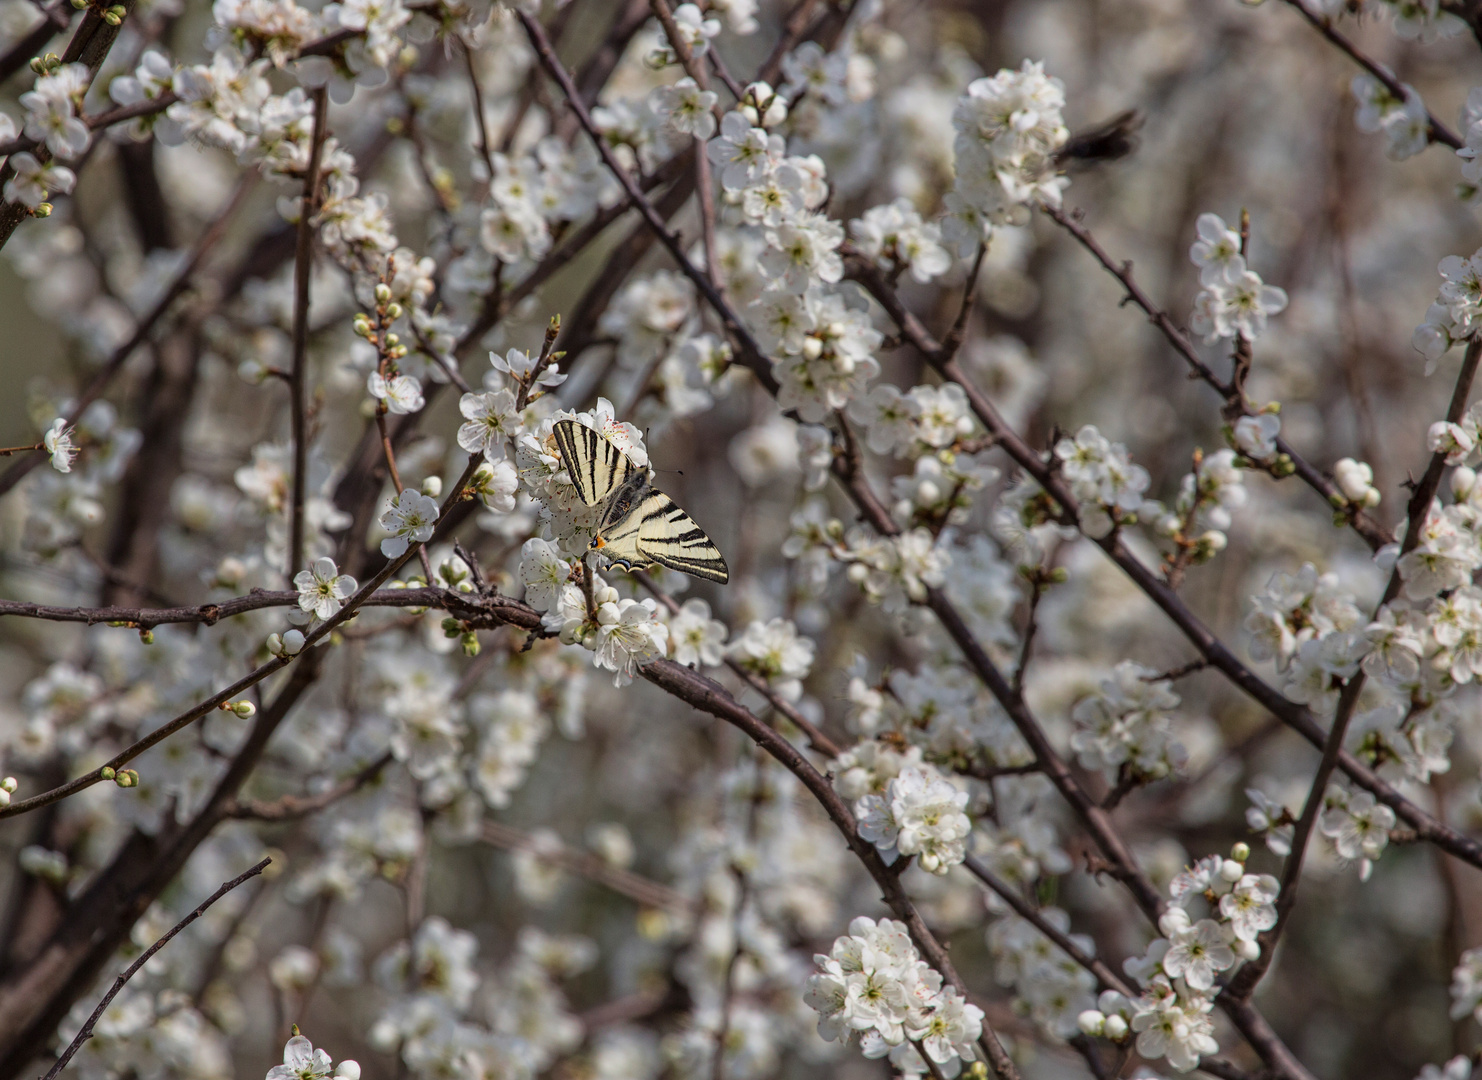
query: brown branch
0 585 538 630
518 11 781 395
0 1 71 85
1228 333 1482 1000
635 571 842 756
0 174 257 499
0 458 495 821
482 820 694 913
288 87 330 581
40 856 270 1080
1280 0 1461 149
851 238 1482 878
640 658 1022 1080
999 209 1389 550
225 752 394 821
964 856 1135 998
648 0 723 290
462 39 497 181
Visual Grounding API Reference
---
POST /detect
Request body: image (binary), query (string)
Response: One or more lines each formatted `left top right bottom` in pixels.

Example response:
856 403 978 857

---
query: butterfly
551 418 730 584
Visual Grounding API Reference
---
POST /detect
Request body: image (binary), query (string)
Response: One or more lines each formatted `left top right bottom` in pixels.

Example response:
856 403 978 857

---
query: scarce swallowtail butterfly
552 418 730 584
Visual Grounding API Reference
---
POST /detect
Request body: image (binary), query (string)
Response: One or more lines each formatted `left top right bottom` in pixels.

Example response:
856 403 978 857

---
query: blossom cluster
1187 212 1289 345
1077 846 1279 1072
804 916 985 1077
1070 661 1188 782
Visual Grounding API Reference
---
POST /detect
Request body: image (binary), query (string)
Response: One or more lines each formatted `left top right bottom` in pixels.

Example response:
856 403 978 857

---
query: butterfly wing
553 419 635 507
600 489 730 584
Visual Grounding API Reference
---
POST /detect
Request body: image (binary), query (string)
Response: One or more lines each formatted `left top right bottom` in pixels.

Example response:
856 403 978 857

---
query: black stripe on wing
635 492 730 584
552 420 593 505
553 419 634 507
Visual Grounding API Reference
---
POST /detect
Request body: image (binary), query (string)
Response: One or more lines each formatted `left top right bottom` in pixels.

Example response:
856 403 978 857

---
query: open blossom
726 617 814 700
707 110 782 191
1352 74 1430 161
850 198 952 284
654 77 718 139
1319 787 1396 878
855 763 970 873
43 419 76 473
805 917 981 1076
294 557 358 619
378 489 439 557
367 372 424 414
593 597 668 686
519 537 571 612
1189 212 1244 285
4 152 75 208
1159 919 1235 991
457 388 520 460
1232 413 1280 460
21 63 90 160
1219 873 1279 942
491 347 566 391
667 598 727 667
266 1034 359 1080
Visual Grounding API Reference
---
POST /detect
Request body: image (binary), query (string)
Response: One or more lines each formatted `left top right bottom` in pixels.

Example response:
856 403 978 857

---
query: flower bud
461 631 480 657
421 475 443 498
115 769 140 788
1076 1009 1105 1036
1159 907 1191 936
1198 529 1227 554
335 1063 361 1080
238 359 268 384
374 282 392 305
100 766 115 781
1220 858 1245 882
139 628 154 644
266 632 283 655
282 629 305 655
1231 841 1250 862
1454 466 1478 498
0 789 9 807
385 301 403 321
1103 1014 1128 1040
32 203 53 218
0 776 16 794
231 700 257 718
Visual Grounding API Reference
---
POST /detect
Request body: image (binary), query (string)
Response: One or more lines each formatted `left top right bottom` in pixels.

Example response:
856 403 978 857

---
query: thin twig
226 752 394 820
41 857 271 1080
463 38 497 182
482 820 694 913
288 88 331 581
1227 333 1482 1001
1028 208 1389 550
1280 0 1461 149
0 175 257 499
0 459 492 822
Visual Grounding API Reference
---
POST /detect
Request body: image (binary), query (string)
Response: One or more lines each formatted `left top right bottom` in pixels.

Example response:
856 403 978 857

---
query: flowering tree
2 0 1482 1077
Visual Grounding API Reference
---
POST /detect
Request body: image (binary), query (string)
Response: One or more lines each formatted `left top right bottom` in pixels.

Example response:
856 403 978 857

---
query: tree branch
288 87 330 582
40 857 271 1080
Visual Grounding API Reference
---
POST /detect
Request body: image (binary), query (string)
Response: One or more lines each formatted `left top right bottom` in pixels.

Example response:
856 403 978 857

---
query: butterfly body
552 419 730 584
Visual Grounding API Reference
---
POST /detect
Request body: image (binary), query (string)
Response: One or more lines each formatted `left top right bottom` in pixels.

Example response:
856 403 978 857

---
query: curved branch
0 457 490 821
